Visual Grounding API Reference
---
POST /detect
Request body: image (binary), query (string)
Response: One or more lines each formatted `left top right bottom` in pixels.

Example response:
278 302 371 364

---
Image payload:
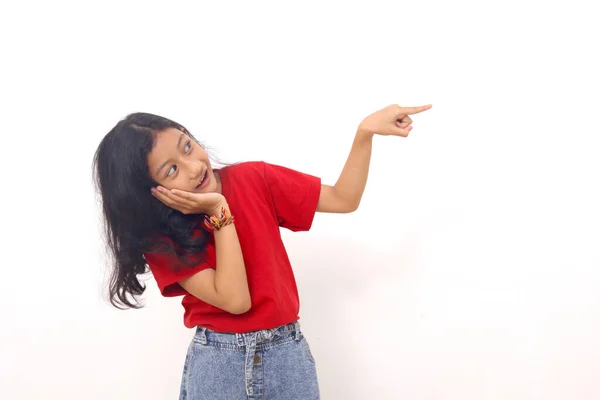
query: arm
317 104 432 213
317 132 373 213
150 189 251 314
179 204 251 314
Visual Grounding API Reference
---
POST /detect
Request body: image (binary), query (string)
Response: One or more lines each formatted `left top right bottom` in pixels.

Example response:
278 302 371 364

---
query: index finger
170 189 194 199
154 187 189 207
400 104 432 115
168 190 198 207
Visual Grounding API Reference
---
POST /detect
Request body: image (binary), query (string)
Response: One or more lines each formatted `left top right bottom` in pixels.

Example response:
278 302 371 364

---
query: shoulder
219 161 267 175
220 161 318 187
218 161 270 184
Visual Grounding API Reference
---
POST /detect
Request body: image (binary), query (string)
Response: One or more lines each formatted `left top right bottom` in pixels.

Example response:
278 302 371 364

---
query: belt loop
236 333 244 346
293 325 301 341
263 327 275 341
244 332 259 396
197 327 208 345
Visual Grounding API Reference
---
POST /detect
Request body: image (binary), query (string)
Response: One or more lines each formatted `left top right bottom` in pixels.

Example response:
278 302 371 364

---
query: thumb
395 118 410 129
394 126 412 136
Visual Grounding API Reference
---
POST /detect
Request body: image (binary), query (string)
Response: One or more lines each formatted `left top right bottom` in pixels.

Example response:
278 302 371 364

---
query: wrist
355 127 375 144
204 204 234 231
208 202 229 216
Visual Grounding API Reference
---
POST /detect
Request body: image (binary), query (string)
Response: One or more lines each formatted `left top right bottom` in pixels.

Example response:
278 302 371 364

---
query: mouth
196 170 208 189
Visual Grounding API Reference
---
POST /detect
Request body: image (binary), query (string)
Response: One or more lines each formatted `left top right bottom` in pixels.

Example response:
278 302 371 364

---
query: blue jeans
179 321 320 400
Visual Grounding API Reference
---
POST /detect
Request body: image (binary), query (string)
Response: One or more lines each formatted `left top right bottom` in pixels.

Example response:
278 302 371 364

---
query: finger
399 104 432 115
155 186 182 202
159 187 195 207
153 187 189 210
153 193 190 214
396 116 413 129
170 189 194 199
152 188 175 207
393 126 413 137
168 190 198 208
152 187 177 205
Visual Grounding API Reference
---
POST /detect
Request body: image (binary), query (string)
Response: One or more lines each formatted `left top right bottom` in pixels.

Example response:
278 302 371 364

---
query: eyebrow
155 133 186 176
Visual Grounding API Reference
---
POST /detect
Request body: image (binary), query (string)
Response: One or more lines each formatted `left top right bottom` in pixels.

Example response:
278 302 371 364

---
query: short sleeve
144 243 215 297
262 162 322 232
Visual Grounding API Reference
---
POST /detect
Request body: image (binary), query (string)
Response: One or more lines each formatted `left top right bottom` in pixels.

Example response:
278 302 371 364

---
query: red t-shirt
144 161 321 333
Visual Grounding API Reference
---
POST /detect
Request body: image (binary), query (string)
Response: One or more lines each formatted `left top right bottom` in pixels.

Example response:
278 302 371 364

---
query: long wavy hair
93 113 212 309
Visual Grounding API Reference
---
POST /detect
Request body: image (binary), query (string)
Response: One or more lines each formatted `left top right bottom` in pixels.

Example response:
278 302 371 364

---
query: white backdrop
1 1 599 399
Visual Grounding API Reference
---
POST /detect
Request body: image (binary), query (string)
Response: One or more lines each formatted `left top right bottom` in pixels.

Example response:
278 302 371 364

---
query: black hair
92 113 210 309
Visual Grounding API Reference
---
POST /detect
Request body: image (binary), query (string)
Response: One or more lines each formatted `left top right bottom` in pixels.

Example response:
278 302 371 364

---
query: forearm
332 130 374 210
212 207 250 311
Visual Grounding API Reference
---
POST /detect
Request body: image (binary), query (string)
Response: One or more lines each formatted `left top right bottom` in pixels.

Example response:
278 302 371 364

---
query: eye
167 165 177 177
184 141 192 153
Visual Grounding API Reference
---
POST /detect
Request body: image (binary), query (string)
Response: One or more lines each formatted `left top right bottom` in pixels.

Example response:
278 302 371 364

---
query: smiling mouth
196 171 207 188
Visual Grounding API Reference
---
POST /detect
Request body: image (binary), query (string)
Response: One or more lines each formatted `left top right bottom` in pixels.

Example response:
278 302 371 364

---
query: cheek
195 145 210 161
151 174 176 190
163 178 189 191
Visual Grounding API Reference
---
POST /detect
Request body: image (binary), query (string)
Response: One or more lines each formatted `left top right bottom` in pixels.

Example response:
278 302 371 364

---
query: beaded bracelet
203 207 235 231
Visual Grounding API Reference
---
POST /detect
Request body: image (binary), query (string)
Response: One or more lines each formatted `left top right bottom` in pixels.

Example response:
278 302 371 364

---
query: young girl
93 103 431 400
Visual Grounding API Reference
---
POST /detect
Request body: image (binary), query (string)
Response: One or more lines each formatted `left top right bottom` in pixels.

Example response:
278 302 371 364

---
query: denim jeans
179 321 320 399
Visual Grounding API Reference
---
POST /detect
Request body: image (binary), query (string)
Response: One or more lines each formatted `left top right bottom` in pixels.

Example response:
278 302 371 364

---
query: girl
93 103 431 400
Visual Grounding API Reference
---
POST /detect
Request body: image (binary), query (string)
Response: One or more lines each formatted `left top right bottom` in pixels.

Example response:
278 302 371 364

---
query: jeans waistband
194 321 301 346
193 321 302 397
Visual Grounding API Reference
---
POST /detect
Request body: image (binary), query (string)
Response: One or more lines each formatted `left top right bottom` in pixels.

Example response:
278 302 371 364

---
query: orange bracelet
203 207 234 231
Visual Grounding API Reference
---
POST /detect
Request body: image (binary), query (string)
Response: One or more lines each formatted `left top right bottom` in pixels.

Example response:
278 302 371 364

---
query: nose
187 161 202 180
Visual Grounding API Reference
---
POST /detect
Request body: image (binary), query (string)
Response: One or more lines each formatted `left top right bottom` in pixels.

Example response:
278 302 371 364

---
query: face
146 128 220 193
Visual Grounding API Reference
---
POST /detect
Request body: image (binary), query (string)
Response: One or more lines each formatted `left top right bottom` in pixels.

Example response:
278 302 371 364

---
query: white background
1 1 599 399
